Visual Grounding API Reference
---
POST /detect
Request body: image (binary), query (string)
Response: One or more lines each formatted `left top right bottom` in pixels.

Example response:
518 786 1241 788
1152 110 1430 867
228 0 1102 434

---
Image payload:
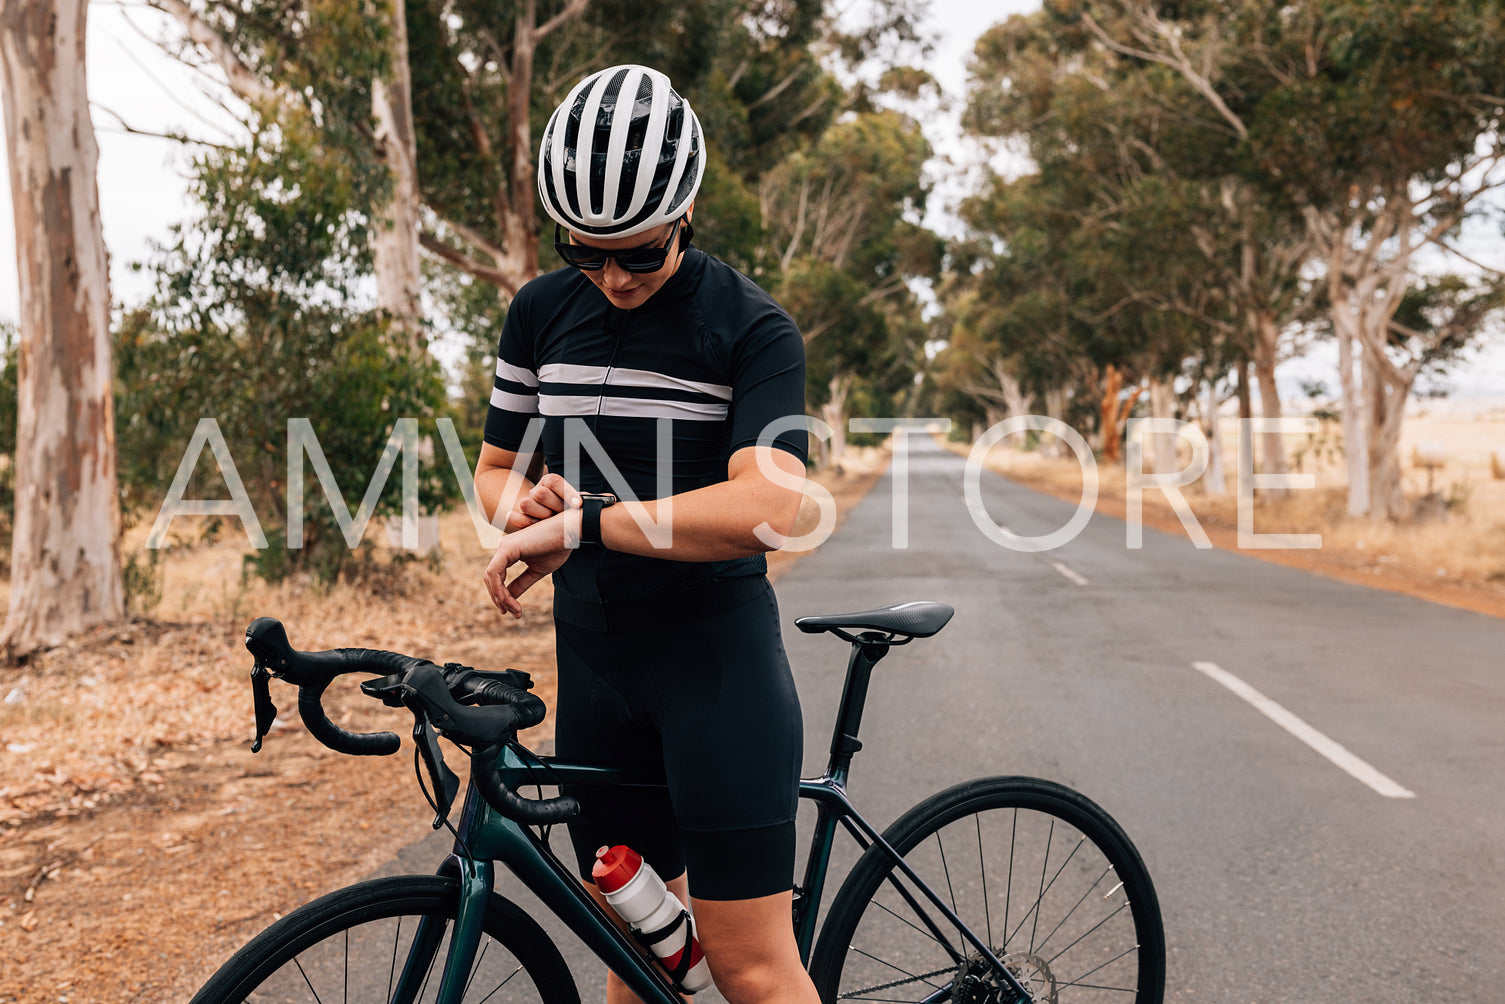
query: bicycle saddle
794 601 954 639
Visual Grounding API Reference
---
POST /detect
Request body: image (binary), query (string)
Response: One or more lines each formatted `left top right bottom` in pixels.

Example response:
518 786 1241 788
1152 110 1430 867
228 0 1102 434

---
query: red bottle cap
591 844 643 893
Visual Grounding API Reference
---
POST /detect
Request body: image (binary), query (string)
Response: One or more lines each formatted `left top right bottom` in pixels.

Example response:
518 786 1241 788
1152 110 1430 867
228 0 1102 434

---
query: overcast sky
1 1 1500 403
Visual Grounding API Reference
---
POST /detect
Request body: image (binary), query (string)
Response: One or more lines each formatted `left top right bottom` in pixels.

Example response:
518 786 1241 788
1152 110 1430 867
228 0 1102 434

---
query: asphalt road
391 435 1505 1001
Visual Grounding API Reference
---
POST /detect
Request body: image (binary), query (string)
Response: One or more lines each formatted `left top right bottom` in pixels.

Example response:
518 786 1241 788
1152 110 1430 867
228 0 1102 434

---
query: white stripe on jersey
601 398 727 420
495 359 540 387
537 394 727 421
490 387 539 412
536 363 731 401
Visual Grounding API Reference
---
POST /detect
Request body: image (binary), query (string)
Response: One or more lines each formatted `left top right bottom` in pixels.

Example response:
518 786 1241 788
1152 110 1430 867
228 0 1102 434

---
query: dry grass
948 407 1505 618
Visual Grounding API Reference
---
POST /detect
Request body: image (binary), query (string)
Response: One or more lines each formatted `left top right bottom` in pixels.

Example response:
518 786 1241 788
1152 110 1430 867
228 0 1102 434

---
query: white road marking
1192 661 1416 799
1045 558 1090 586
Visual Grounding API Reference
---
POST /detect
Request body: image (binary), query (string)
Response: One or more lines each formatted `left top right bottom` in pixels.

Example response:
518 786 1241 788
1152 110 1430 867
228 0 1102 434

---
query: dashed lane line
1044 558 1090 586
1193 661 1416 799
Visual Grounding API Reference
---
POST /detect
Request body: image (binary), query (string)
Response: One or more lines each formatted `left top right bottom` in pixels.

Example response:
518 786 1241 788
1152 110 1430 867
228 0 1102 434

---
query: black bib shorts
552 577 803 902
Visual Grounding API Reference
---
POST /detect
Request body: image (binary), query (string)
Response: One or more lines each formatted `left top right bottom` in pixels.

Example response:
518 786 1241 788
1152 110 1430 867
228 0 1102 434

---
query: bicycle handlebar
243 617 579 826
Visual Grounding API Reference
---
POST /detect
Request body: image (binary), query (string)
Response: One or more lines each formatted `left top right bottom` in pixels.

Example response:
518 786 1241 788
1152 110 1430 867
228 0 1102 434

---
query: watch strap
578 493 616 547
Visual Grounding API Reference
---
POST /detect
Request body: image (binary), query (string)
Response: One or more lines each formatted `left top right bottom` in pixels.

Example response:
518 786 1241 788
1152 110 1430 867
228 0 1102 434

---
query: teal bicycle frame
408 634 1028 1004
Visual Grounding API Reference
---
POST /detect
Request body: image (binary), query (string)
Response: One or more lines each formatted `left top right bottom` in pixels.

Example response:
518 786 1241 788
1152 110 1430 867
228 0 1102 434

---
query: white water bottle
592 844 714 993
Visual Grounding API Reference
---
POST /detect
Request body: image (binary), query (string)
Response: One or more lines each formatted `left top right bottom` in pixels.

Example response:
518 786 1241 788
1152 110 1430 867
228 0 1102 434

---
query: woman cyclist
475 64 821 1003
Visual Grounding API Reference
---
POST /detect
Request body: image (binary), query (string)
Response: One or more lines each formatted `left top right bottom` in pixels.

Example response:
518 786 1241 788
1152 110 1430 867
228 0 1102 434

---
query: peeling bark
370 0 424 343
0 0 124 656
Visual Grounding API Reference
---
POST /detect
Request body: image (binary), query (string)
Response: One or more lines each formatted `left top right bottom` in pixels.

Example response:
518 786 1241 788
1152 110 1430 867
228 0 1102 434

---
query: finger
507 567 546 601
504 509 535 531
518 495 556 520
482 563 509 614
483 546 521 615
537 473 582 508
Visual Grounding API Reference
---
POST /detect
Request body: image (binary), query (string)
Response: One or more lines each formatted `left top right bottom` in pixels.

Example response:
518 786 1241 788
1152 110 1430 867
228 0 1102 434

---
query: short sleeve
726 308 808 464
482 294 541 451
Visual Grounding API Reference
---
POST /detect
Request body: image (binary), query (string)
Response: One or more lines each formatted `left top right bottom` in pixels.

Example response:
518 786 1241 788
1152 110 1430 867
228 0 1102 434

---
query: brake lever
413 717 460 828
250 663 278 754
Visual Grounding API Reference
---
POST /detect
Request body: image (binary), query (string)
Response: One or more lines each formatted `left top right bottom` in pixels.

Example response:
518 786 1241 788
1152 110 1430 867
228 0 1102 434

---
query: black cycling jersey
483 246 807 615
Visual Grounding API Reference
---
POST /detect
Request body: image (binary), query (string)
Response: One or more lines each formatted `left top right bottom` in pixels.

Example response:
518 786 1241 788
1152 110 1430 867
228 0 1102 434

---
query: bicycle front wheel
809 776 1164 1003
190 874 580 1004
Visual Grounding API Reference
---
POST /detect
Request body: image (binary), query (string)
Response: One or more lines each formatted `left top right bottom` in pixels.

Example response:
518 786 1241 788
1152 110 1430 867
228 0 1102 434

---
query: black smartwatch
577 493 618 547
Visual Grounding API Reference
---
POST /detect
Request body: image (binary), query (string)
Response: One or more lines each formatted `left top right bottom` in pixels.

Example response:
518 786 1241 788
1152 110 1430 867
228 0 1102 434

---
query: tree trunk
0 0 124 656
1041 386 1067 459
1250 310 1287 478
1147 376 1179 475
819 375 852 472
1203 379 1226 495
1335 312 1370 517
371 0 424 343
1365 351 1411 521
1234 360 1252 423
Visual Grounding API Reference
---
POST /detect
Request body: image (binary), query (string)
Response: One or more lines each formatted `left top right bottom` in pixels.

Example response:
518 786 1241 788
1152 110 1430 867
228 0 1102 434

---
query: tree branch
1081 9 1248 141
148 0 277 105
419 232 519 295
535 0 590 42
746 63 805 112
92 104 239 150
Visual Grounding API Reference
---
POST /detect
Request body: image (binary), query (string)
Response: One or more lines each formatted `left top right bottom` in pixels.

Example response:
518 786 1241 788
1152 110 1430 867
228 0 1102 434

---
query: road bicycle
190 600 1165 1003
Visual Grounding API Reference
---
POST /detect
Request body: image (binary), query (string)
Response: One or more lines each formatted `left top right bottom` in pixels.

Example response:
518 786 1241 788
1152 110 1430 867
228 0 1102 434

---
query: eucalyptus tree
758 108 942 463
0 0 124 656
960 3 1312 476
1076 0 1505 519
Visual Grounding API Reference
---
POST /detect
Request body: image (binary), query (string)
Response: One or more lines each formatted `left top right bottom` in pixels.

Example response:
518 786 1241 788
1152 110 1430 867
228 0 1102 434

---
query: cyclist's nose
600 259 636 289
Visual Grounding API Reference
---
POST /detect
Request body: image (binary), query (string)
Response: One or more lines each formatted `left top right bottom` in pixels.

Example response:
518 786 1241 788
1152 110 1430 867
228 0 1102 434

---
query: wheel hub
953 950 1058 1004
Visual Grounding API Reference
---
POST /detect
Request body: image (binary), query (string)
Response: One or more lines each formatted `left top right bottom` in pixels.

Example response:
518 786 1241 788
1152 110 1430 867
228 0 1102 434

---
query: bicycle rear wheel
189 874 579 1004
809 776 1164 1003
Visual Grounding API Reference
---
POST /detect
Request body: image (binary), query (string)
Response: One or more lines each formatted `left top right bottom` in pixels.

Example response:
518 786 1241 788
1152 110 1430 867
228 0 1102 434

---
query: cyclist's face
566 208 692 310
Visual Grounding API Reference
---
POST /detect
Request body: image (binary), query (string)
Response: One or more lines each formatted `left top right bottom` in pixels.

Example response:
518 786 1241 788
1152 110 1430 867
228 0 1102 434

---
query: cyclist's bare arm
593 445 807 560
481 446 806 617
474 443 547 531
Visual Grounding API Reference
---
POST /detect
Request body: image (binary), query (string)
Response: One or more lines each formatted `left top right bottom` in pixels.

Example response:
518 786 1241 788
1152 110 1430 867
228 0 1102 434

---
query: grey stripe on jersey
538 394 728 421
495 359 539 387
536 363 733 401
490 387 539 412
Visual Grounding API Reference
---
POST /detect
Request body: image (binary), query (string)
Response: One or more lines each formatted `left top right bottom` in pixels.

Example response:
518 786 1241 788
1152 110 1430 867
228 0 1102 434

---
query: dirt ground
0 454 889 1004
3 430 1503 1003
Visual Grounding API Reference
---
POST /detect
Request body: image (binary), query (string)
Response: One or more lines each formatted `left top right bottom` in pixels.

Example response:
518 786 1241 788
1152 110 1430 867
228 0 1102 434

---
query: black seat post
825 633 891 787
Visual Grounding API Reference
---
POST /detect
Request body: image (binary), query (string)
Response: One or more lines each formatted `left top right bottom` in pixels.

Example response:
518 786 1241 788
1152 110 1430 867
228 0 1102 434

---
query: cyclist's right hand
505 473 582 531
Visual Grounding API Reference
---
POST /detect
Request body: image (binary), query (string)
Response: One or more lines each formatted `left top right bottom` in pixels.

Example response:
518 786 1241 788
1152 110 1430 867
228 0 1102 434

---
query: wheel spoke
1030 817 1054 952
292 957 324 1003
1005 833 1091 951
1032 863 1114 955
1056 942 1143 994
387 916 402 1001
936 829 958 917
976 812 993 953
1044 899 1130 969
812 779 1163 1004
869 894 955 948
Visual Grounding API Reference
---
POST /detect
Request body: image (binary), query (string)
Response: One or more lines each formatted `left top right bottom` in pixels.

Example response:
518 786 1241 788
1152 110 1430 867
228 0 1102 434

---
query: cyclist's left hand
482 509 582 618
505 473 581 532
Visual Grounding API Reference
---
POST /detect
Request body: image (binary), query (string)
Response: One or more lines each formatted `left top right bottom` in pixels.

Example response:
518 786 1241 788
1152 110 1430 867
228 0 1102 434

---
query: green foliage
117 122 451 585
758 109 938 425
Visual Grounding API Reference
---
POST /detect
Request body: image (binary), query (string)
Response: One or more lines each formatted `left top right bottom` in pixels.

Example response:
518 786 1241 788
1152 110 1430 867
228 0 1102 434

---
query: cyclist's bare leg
692 891 820 1004
587 872 694 1004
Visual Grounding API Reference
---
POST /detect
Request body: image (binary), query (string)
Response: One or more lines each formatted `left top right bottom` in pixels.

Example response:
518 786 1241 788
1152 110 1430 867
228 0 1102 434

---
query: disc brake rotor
952 950 1058 1004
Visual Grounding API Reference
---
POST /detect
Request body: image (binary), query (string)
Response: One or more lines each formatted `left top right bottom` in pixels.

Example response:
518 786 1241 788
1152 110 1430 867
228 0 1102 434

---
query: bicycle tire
189 874 580 1004
809 776 1164 1003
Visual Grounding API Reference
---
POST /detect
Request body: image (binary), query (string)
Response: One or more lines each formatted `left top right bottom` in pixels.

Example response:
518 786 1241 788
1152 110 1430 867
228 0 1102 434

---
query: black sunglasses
554 217 692 273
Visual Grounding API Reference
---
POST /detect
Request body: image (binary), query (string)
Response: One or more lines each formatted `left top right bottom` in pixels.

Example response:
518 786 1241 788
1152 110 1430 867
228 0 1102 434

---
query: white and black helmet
537 64 705 240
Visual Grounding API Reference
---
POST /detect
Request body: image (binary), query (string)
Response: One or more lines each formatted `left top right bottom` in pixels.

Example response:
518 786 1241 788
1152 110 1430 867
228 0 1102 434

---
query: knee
701 955 786 1002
